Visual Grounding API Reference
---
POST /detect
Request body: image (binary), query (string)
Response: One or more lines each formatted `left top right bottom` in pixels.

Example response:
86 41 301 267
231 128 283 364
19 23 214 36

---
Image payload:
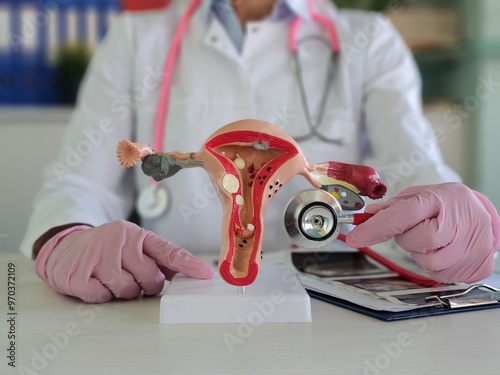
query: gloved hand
35 220 214 303
346 183 500 283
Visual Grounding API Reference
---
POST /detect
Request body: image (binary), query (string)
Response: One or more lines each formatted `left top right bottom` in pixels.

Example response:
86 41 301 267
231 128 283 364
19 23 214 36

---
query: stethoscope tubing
154 0 344 153
292 50 341 144
154 0 202 154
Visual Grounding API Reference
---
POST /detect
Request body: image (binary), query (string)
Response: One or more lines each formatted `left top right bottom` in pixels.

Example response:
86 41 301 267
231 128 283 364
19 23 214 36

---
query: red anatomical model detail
116 119 387 286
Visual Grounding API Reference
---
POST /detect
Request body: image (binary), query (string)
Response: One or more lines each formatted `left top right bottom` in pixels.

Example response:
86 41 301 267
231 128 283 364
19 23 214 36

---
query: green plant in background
332 0 391 12
54 43 92 105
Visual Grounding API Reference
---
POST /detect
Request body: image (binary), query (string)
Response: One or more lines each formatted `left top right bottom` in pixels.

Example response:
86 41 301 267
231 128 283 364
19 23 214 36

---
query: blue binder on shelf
0 56 13 104
0 0 121 106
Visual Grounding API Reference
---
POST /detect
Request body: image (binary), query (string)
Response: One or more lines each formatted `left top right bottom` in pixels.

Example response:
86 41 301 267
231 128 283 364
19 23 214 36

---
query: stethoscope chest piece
284 189 343 249
137 184 170 220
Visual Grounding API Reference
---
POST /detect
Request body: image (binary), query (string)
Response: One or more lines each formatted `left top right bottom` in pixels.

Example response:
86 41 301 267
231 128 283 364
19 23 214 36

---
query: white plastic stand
160 270 312 324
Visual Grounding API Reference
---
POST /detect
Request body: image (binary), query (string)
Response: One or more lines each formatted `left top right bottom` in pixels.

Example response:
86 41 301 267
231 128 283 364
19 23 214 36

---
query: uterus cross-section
117 119 387 286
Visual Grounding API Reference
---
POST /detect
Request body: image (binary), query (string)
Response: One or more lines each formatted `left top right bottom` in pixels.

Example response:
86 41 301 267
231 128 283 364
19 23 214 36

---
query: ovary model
117 120 386 286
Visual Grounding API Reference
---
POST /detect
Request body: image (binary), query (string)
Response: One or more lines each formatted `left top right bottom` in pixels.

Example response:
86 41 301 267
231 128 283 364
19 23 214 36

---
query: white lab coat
20 0 460 258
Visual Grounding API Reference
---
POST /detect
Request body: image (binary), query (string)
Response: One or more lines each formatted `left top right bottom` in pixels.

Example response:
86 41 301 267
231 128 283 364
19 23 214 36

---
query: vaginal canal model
116 119 387 287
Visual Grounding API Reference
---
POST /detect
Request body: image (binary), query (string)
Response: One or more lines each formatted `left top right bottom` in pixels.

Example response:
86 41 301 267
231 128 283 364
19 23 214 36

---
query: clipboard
307 284 500 322
288 250 500 322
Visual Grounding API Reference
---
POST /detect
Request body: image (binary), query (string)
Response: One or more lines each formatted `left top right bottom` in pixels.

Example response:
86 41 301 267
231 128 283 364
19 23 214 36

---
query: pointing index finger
142 231 214 280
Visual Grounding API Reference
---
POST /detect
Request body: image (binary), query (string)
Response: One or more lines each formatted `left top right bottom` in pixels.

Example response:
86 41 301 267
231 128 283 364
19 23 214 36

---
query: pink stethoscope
138 0 342 220
154 0 342 154
137 0 437 287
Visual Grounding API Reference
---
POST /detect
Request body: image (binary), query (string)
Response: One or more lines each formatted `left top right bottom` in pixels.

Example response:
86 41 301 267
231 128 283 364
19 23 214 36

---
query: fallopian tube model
117 120 387 286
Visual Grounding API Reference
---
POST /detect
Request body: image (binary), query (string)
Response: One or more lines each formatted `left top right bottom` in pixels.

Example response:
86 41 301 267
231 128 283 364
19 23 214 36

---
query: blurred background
1 0 500 252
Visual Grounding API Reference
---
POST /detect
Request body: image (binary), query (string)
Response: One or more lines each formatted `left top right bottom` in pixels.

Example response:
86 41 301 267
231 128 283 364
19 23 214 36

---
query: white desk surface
1 252 499 375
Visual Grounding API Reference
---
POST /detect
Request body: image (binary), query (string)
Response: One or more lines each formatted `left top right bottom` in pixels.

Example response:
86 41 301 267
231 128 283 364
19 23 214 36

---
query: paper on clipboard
287 249 500 313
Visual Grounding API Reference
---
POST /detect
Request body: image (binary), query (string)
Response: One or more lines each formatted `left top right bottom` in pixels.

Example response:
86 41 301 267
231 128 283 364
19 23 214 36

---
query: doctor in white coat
21 0 500 303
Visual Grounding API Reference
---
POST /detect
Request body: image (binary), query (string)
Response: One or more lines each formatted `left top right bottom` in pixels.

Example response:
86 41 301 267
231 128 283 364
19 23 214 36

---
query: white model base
159 270 312 324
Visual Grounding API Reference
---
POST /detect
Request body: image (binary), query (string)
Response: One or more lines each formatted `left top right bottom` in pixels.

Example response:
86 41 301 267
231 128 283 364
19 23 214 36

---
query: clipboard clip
425 284 500 309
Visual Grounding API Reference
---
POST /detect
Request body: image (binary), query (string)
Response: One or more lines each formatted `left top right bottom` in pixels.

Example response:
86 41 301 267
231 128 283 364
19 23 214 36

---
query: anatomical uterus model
117 119 386 286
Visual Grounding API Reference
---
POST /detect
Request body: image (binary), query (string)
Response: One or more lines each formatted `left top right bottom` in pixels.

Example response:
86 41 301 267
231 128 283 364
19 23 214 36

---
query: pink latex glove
35 220 214 303
346 183 500 284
